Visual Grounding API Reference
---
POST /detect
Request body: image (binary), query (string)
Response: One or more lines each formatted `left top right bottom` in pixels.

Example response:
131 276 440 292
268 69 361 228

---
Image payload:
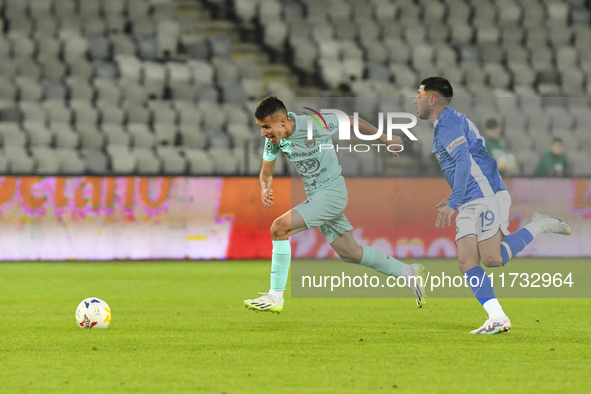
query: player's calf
335 245 363 264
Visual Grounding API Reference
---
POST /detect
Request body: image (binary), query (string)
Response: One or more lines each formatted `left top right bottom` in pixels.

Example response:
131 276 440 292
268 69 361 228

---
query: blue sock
500 228 534 266
359 245 405 277
465 266 496 306
270 240 291 291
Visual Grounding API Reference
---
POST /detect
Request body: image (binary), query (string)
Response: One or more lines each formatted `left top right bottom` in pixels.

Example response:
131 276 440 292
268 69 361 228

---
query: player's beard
417 107 430 120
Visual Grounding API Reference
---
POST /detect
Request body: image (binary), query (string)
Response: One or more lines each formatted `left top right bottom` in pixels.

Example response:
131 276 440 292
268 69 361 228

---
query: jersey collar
433 106 452 128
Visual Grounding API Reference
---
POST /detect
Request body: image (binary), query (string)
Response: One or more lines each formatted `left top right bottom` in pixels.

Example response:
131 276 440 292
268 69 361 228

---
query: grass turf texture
0 261 590 394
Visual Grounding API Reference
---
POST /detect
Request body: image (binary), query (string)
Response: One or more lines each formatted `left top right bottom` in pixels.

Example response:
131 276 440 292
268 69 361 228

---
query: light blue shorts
293 190 353 244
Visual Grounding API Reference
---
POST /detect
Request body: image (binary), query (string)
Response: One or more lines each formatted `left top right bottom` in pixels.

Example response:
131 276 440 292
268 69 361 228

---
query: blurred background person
483 118 517 177
534 138 572 177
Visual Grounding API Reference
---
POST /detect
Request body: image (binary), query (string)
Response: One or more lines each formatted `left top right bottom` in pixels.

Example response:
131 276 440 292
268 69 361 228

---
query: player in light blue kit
244 96 427 313
414 77 572 334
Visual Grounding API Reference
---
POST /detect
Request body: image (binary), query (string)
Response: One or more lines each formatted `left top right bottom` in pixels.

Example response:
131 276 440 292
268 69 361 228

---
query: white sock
269 289 284 301
483 299 506 320
524 220 545 237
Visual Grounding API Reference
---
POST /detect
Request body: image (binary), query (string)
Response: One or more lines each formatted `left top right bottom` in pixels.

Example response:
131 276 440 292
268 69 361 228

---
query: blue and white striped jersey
432 107 507 210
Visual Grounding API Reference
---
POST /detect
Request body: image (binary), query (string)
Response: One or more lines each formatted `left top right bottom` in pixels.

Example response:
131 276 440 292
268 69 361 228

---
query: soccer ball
75 298 112 329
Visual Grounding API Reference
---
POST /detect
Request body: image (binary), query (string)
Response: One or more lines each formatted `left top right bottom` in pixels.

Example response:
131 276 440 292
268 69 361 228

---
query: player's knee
270 217 289 240
481 254 503 268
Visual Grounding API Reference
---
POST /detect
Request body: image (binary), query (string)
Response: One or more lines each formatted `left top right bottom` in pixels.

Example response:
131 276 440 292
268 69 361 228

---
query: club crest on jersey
447 136 466 153
304 138 316 148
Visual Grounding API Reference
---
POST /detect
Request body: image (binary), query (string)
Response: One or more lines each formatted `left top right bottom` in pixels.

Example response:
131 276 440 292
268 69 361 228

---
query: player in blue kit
244 96 427 313
414 77 572 334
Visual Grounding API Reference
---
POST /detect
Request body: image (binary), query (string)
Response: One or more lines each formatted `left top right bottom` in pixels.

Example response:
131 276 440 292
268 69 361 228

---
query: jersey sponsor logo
446 136 467 154
310 177 330 189
301 167 327 180
295 158 320 174
292 147 320 158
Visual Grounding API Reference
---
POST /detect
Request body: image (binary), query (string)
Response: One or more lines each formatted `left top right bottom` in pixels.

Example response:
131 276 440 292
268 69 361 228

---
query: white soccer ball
75 298 112 329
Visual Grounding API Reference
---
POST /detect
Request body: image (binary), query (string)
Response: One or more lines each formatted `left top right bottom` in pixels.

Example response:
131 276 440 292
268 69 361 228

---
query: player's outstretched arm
348 115 403 157
260 159 276 209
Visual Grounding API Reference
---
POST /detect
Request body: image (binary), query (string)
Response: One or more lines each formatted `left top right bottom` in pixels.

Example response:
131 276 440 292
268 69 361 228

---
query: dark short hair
485 118 501 129
254 96 287 120
552 137 563 144
420 76 453 104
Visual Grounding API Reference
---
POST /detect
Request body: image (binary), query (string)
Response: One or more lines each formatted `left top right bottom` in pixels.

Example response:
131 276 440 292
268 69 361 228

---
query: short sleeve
262 139 280 161
436 124 468 160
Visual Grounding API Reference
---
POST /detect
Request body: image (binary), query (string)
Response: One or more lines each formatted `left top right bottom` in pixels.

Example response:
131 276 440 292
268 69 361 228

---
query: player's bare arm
435 197 454 228
348 116 403 157
260 159 275 209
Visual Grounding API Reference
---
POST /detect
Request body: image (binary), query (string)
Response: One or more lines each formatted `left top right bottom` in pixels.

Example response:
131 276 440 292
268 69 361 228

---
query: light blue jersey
263 112 346 196
432 107 507 210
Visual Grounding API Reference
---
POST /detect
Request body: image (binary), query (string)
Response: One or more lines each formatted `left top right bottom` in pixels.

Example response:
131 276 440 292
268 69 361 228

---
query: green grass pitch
0 260 590 393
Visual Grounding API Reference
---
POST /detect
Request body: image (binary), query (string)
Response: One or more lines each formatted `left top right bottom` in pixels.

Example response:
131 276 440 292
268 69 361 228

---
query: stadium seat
0 151 8 173
44 100 73 125
31 146 60 175
78 124 106 149
185 149 214 175
15 77 44 101
42 80 67 101
0 124 28 148
125 103 152 124
7 152 36 174
157 21 180 59
153 123 177 146
149 101 178 124
128 123 156 148
97 103 126 124
103 124 132 147
24 121 54 147
94 79 123 104
53 124 80 148
71 100 100 126
179 124 208 149
181 34 209 60
108 145 137 174
134 147 162 174
157 146 187 174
